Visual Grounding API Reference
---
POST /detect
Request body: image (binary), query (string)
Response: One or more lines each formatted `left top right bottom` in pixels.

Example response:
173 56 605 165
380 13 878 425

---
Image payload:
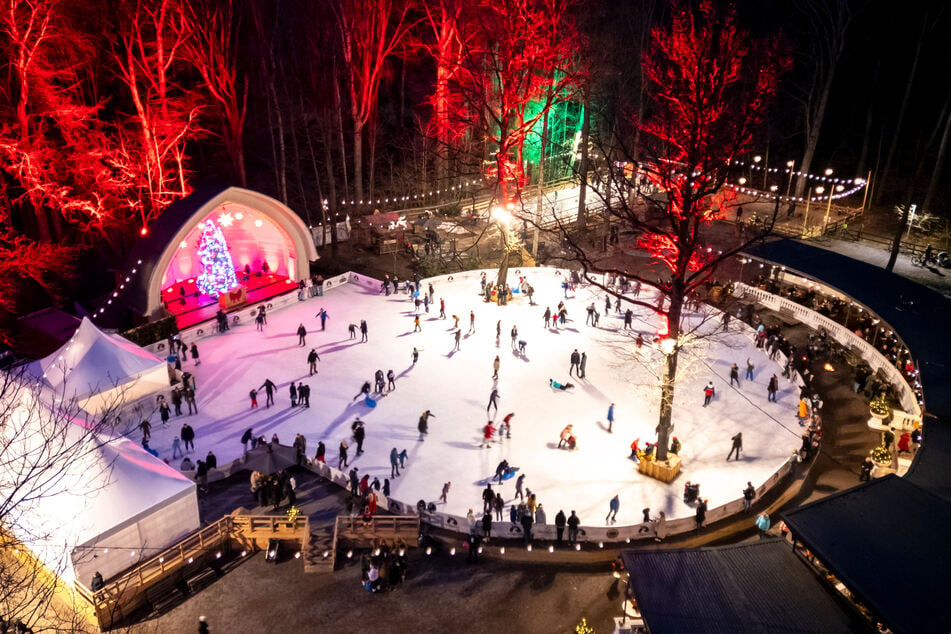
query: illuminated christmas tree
196 221 238 297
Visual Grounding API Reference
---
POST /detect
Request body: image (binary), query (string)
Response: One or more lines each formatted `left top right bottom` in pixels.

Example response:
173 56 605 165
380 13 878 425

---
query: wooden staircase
302 525 336 573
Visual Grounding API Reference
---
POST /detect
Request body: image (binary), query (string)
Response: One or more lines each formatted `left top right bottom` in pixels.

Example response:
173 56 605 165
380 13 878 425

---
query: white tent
2 389 200 586
29 317 169 415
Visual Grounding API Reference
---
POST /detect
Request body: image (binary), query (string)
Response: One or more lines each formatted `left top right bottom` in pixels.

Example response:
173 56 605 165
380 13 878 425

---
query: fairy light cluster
340 179 484 209
726 159 867 202
195 220 238 297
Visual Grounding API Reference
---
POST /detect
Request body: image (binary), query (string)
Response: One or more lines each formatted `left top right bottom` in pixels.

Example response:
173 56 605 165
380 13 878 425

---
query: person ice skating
606 403 615 433
468 310 476 334
360 320 368 342
727 432 743 461
297 323 307 346
386 369 396 391
353 381 372 401
623 309 633 329
172 436 182 459
629 437 641 461
436 481 450 504
586 303 596 326
514 473 525 500
730 363 740 386
746 358 754 381
439 297 446 319
487 388 500 416
316 308 329 330
181 423 195 452
482 484 494 513
743 481 756 512
398 448 408 468
481 421 495 448
501 412 514 439
569 349 581 376
159 400 170 425
374 369 386 393
703 381 715 406
606 495 620 523
307 348 320 375
390 447 400 477
412 347 419 364
510 325 518 348
347 322 357 339
549 378 575 391
558 425 573 449
767 374 779 402
543 307 551 328
418 410 434 441
495 459 510 484
567 511 580 545
669 436 681 455
579 352 587 379
300 382 311 407
352 420 366 455
139 419 151 442
453 329 461 351
338 441 349 469
492 356 500 380
249 388 259 408
315 441 326 463
290 382 298 407
494 493 505 520
413 315 421 332
518 339 527 355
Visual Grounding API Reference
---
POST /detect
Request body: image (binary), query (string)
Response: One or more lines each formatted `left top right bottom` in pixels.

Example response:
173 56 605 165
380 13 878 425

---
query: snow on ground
142 268 800 527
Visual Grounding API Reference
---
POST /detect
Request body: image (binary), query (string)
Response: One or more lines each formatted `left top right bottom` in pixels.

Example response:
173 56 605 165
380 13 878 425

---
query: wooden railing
79 513 309 630
334 515 419 546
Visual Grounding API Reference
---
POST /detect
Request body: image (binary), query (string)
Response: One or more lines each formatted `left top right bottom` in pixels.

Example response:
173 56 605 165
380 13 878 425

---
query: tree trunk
654 286 684 462
576 97 590 227
878 20 925 202
322 120 340 259
333 59 349 200
353 119 364 203
922 98 951 220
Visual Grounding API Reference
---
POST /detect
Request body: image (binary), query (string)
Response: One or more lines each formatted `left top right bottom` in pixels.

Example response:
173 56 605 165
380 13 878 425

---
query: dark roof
124 184 234 315
745 238 951 416
620 541 866 634
782 475 951 634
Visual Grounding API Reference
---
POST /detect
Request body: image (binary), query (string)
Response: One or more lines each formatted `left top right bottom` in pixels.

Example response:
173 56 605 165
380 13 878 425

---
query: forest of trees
1 0 949 341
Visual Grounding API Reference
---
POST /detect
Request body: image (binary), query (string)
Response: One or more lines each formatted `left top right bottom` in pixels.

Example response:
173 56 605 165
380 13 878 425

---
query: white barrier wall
733 282 921 418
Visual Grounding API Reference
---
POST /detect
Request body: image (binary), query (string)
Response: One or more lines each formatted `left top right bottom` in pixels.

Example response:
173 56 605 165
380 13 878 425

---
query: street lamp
785 160 795 198
821 184 845 233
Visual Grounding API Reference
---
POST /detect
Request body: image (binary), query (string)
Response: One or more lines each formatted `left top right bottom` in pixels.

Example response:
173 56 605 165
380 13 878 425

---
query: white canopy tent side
1 389 199 587
29 317 169 415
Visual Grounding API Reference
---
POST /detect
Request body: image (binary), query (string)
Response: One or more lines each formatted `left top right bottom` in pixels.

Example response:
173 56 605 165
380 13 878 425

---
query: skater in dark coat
190 343 200 365
297 323 307 346
390 448 400 477
569 349 581 376
290 382 298 407
353 381 372 401
307 349 320 375
387 369 396 391
315 441 326 463
767 374 779 402
353 420 366 455
418 410 434 441
261 378 277 407
495 460 510 484
730 363 740 386
486 388 500 416
727 432 743 461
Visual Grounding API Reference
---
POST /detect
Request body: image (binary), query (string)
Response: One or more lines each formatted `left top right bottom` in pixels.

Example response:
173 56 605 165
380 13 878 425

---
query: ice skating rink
144 268 800 526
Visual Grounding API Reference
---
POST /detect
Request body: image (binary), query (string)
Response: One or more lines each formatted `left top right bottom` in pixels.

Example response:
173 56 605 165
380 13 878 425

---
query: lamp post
785 160 795 198
821 184 845 233
492 205 516 289
802 185 815 237
753 155 764 190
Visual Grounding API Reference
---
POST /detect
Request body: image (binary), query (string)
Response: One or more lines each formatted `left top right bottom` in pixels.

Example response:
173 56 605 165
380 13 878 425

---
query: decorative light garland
726 159 867 202
339 179 484 208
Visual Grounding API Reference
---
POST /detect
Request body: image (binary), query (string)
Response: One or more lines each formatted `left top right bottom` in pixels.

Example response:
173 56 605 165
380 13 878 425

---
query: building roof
781 475 951 634
620 541 866 634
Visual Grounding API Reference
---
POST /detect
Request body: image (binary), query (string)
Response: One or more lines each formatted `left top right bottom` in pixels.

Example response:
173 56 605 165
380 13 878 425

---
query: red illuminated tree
420 0 465 185
447 0 581 206
184 0 248 187
112 0 201 232
331 0 417 203
544 1 789 461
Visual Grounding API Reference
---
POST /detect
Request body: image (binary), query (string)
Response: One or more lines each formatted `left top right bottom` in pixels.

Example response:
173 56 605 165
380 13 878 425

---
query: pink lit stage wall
161 203 297 289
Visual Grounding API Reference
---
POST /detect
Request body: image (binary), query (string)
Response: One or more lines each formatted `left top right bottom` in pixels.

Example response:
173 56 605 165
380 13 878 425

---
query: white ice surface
143 269 801 526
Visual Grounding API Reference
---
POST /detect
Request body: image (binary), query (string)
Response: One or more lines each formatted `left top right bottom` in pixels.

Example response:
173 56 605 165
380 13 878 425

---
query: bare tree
531 0 789 462
0 369 124 632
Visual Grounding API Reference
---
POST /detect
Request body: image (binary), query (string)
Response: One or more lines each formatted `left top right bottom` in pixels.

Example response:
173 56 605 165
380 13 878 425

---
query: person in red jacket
481 421 496 448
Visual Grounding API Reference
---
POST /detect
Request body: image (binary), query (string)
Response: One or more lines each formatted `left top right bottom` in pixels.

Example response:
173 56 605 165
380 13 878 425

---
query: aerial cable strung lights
725 159 866 202
339 179 483 208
